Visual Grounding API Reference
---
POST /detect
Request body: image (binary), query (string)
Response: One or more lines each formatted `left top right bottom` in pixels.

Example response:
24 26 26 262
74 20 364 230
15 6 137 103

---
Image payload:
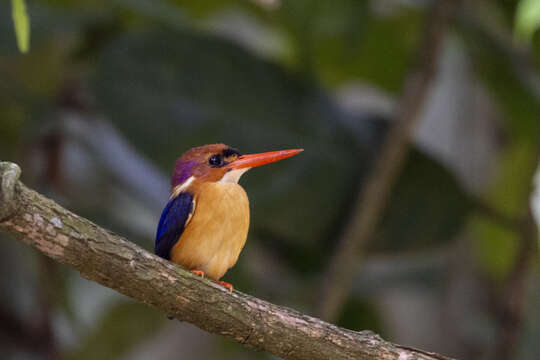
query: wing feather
154 192 194 260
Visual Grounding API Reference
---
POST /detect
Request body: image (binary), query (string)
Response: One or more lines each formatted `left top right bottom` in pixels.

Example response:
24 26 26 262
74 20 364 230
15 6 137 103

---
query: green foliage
373 149 471 252
169 0 242 17
471 143 539 280
335 8 422 92
0 101 25 161
463 31 540 140
460 21 540 280
1 0 539 357
274 1 423 91
11 0 30 53
515 0 540 41
255 146 472 275
471 215 520 281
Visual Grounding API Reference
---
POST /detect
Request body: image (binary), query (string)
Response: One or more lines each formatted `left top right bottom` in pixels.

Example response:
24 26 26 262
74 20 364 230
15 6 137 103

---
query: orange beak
228 148 303 170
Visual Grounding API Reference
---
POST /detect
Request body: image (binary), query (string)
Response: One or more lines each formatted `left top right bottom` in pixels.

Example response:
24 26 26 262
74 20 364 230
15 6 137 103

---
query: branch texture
0 162 451 360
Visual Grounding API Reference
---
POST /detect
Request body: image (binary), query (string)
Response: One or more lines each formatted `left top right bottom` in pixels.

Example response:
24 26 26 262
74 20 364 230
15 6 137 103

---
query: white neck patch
170 176 195 198
219 168 250 184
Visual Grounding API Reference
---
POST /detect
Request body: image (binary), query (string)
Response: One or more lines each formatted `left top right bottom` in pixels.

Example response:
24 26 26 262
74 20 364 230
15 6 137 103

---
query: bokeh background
1 0 540 359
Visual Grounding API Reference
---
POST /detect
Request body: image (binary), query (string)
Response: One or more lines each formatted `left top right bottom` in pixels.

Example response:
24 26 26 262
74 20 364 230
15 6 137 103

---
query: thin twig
494 208 538 360
317 0 459 322
493 142 540 360
457 13 540 358
473 199 521 232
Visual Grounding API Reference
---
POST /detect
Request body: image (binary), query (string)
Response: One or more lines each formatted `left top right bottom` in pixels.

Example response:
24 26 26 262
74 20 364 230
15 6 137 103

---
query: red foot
219 281 233 292
190 269 205 278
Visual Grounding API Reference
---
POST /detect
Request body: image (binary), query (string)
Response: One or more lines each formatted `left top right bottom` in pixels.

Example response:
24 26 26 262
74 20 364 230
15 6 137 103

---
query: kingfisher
155 144 303 292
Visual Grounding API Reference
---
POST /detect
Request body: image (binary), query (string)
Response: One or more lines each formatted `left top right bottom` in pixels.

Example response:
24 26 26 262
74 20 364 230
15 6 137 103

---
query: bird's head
171 143 303 192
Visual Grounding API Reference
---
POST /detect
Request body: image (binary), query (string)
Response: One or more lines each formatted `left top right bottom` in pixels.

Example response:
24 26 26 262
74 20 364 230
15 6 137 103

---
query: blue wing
155 192 194 260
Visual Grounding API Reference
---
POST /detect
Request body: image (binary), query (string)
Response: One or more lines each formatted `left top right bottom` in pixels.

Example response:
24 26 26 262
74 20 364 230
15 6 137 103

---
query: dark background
1 1 539 359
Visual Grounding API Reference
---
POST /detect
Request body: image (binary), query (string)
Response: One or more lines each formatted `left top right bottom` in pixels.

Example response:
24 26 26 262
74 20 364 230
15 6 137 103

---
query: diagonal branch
0 161 453 360
317 0 459 322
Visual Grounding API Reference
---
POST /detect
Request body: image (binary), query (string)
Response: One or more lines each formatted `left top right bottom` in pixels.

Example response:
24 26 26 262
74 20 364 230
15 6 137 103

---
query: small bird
155 144 303 291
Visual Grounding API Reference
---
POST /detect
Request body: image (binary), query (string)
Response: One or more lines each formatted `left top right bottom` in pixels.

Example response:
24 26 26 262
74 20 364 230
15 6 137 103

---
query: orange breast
170 182 250 280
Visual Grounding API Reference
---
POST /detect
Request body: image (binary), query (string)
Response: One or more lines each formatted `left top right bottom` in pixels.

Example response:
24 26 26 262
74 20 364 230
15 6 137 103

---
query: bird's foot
218 281 233 292
190 269 205 278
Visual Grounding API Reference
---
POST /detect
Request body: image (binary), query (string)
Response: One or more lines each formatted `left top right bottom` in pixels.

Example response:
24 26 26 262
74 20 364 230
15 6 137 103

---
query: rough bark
0 162 453 360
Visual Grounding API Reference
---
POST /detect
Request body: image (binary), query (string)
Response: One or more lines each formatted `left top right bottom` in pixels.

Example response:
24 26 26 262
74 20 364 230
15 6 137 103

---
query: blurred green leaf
11 0 30 53
258 138 473 275
471 215 519 281
315 7 423 91
0 100 25 160
169 0 241 17
462 23 540 141
460 22 540 280
274 0 423 91
515 0 540 41
471 142 539 280
373 149 472 252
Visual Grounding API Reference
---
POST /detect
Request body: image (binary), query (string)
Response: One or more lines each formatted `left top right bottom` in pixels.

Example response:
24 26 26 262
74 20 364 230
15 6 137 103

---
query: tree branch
318 0 459 322
0 162 453 360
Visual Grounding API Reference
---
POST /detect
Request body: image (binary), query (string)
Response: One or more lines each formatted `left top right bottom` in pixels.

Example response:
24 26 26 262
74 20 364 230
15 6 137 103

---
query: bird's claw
190 269 205 277
219 281 233 292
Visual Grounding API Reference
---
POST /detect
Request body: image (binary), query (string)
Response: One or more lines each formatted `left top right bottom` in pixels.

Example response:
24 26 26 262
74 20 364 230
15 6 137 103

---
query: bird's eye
208 154 223 167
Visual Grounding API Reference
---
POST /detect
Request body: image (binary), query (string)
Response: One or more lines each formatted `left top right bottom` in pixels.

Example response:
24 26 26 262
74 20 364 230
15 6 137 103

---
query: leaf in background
91 27 475 278
91 28 363 253
11 0 30 53
462 21 540 141
461 20 540 280
515 0 540 42
470 142 539 280
275 1 423 92
372 148 472 252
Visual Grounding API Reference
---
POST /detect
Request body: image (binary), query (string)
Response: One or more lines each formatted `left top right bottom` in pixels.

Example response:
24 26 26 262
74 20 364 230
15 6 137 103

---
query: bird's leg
218 281 233 292
190 269 205 277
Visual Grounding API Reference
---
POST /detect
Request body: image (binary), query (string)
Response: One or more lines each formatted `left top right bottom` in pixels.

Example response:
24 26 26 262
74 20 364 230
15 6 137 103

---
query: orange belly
170 182 250 280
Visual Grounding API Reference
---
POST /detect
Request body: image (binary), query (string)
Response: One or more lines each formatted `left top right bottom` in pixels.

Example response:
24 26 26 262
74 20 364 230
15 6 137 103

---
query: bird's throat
219 168 250 184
